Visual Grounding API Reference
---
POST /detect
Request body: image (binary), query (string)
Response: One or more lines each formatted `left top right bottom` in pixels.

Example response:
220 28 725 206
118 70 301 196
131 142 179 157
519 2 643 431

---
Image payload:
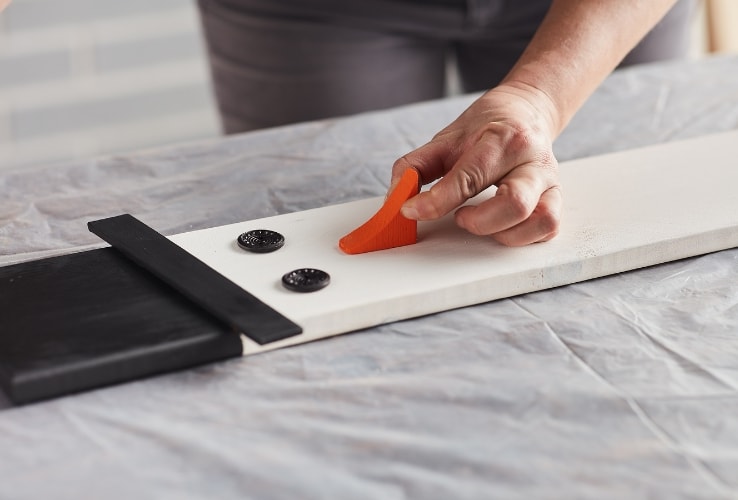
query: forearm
501 0 679 137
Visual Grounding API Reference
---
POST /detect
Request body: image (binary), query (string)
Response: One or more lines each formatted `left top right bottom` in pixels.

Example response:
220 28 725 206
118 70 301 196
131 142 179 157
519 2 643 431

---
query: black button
281 268 330 293
237 229 285 253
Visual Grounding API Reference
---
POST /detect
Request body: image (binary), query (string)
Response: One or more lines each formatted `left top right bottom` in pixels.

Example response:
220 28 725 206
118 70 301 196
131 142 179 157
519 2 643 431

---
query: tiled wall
0 0 219 171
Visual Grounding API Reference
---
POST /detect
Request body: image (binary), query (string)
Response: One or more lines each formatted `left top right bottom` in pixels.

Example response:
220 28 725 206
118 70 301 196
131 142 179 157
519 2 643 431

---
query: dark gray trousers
198 0 697 133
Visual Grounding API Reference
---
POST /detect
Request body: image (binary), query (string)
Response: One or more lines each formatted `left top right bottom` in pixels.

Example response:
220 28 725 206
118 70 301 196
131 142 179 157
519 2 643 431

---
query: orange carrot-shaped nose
339 168 420 255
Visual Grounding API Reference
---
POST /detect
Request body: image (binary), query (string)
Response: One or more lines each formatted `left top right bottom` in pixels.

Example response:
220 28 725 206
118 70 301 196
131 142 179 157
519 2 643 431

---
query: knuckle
457 167 488 200
478 122 536 158
483 122 558 171
504 125 535 156
505 188 535 220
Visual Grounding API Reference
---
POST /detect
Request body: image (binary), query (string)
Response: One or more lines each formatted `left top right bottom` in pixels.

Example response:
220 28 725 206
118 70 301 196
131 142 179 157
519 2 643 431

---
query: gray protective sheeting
2 55 738 499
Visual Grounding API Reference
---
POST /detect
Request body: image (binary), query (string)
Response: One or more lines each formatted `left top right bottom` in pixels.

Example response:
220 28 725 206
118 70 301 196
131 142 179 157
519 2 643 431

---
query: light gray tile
0 49 71 87
5 0 190 31
95 32 205 73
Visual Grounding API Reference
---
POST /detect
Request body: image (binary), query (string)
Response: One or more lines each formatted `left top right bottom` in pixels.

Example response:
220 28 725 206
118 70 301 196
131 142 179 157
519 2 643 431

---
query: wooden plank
0 248 243 404
88 214 302 345
169 131 738 355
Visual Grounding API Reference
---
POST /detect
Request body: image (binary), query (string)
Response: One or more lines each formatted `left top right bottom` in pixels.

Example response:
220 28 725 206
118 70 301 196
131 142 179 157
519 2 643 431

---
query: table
2 55 738 499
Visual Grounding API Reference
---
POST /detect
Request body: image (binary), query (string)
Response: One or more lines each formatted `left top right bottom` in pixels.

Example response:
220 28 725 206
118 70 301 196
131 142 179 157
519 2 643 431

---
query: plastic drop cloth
1 55 738 499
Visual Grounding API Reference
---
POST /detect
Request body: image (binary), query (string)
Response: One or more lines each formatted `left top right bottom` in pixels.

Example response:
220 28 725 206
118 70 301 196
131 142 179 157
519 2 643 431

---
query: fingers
494 186 562 245
393 130 561 245
456 183 562 246
454 156 558 229
399 124 544 221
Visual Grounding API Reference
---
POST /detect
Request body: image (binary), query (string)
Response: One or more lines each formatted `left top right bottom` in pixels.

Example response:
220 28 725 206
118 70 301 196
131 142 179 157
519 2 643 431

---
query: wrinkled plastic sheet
1 55 738 499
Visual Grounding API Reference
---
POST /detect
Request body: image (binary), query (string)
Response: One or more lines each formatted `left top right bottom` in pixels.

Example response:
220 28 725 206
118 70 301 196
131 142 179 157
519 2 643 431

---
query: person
197 0 696 246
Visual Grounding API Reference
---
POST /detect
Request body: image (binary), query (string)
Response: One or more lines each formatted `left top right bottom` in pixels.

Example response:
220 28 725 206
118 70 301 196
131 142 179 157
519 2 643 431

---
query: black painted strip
0 248 245 405
88 214 302 345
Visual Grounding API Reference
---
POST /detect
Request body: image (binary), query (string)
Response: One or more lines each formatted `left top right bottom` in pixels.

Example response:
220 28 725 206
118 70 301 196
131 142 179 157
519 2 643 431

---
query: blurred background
0 0 736 172
0 0 218 171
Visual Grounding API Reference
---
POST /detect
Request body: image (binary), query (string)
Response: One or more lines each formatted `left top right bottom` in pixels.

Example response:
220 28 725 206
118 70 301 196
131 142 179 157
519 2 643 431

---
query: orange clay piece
339 168 420 255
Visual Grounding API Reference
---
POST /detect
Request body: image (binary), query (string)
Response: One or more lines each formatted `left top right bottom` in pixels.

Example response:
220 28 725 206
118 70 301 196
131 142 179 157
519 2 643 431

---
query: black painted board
88 214 302 345
0 248 244 405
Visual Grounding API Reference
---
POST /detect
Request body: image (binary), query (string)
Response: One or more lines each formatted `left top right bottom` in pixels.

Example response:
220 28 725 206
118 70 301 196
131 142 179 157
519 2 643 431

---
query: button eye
237 229 285 253
281 268 330 293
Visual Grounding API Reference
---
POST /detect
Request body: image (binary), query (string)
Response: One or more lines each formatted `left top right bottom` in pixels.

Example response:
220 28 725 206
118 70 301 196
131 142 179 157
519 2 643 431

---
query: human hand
391 84 562 246
0 0 11 12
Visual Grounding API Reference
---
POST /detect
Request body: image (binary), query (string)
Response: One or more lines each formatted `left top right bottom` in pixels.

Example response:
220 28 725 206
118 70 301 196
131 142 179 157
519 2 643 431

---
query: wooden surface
170 131 738 355
88 214 301 345
0 248 243 404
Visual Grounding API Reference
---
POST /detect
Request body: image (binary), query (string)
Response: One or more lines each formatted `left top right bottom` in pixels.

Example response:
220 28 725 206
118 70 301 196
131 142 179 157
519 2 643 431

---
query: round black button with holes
237 229 285 253
281 268 330 293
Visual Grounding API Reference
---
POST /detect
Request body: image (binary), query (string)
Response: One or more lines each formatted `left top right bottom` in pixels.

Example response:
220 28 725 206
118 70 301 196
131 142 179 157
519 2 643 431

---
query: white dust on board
576 225 607 260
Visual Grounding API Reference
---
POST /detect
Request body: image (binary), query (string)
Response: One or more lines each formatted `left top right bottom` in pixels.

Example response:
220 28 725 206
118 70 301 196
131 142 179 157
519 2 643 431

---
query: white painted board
170 131 738 355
